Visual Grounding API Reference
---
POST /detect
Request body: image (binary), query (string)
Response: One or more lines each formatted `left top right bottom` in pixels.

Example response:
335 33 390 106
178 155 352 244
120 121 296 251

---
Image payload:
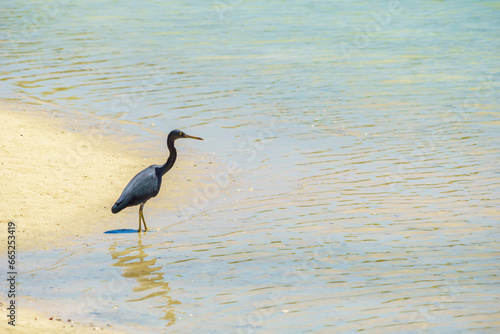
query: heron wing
112 165 161 213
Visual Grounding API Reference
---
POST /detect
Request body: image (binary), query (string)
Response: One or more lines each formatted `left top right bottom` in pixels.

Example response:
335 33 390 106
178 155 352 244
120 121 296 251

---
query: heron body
112 129 203 231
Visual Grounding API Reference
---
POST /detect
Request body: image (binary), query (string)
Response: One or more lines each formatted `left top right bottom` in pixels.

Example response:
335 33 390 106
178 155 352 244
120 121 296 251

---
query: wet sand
0 301 125 333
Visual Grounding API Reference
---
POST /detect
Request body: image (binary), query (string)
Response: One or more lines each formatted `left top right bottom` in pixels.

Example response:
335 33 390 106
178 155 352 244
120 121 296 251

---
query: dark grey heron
111 129 203 231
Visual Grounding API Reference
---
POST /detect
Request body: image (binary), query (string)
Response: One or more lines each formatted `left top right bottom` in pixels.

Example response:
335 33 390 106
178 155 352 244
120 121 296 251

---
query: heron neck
158 139 177 176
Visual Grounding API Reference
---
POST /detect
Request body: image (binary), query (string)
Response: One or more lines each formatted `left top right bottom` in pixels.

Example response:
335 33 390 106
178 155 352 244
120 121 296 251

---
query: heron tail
111 199 127 214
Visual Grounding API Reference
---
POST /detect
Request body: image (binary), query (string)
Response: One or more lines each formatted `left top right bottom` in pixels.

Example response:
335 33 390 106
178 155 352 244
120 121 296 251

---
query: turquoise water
2 0 500 332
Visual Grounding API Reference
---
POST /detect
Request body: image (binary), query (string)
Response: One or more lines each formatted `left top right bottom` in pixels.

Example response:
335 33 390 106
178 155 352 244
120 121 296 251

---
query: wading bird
112 129 203 231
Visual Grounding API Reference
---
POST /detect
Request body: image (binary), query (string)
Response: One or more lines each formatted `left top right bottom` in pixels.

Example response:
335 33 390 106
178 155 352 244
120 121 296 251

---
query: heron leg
138 203 144 232
138 203 148 232
141 209 148 231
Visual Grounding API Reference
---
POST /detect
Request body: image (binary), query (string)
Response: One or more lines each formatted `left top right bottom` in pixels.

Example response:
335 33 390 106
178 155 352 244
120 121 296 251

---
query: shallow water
2 0 500 332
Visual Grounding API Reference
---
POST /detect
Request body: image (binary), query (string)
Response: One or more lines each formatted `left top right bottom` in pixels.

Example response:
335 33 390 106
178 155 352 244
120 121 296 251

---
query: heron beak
185 134 203 140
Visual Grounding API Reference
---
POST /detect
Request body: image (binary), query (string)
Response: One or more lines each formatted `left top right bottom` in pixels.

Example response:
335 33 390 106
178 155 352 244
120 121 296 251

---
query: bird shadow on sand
104 229 155 234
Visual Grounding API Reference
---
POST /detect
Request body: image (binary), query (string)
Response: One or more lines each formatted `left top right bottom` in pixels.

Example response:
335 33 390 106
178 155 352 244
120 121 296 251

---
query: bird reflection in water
109 235 180 326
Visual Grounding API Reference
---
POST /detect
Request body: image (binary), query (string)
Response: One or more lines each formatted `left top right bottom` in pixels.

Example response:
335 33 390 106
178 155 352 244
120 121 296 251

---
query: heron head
169 129 203 141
